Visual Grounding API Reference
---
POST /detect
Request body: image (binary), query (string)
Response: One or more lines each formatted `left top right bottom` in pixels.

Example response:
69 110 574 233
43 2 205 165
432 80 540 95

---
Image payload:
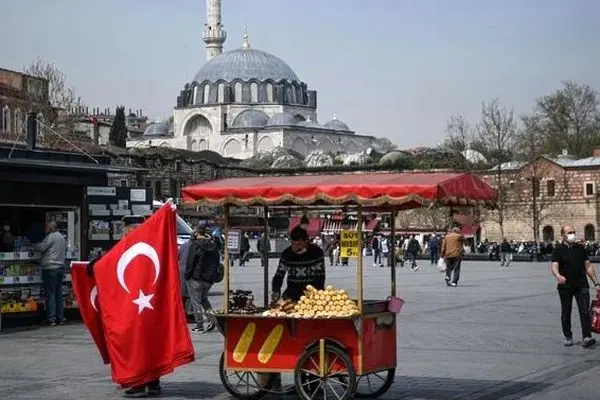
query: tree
372 137 397 153
443 114 475 170
24 58 84 127
533 81 600 157
109 106 127 147
477 99 517 238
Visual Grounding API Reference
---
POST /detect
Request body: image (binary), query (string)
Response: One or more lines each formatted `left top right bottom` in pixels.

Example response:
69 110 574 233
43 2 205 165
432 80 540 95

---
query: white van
152 200 193 246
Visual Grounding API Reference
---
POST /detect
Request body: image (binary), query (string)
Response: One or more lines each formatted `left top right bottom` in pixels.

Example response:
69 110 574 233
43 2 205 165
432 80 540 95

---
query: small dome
378 151 412 166
266 112 297 126
231 109 269 128
343 152 371 166
194 48 300 83
298 119 322 129
323 118 350 131
143 120 171 136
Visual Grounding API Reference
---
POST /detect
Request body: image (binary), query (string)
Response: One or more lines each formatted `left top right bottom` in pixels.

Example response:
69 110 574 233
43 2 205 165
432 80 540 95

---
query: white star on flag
132 289 155 314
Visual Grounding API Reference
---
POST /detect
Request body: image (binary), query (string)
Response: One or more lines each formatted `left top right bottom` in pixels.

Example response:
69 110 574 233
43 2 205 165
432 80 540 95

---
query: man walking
500 238 512 267
440 227 464 287
428 234 440 265
551 225 600 348
257 232 271 268
406 235 421 271
372 234 382 267
185 224 219 333
35 221 67 326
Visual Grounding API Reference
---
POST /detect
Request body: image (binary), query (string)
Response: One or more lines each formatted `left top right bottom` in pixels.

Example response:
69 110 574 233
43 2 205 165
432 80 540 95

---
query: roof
231 109 269 128
182 171 497 208
0 157 145 174
490 155 600 171
323 118 351 132
193 48 300 83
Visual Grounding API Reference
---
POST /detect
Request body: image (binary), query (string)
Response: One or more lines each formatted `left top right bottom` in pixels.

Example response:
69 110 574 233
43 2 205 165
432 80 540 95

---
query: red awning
461 223 480 237
182 172 497 209
366 219 380 231
289 216 322 237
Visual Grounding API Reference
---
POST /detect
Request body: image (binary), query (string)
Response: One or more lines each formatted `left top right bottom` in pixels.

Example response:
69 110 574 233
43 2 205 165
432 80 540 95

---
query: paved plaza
2 259 600 399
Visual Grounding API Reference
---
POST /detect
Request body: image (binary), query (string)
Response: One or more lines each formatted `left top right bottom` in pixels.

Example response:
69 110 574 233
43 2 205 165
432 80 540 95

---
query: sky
1 0 599 147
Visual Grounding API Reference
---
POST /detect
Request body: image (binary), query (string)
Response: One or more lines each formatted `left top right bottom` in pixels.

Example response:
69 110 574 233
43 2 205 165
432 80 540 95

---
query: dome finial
241 26 251 49
333 113 337 120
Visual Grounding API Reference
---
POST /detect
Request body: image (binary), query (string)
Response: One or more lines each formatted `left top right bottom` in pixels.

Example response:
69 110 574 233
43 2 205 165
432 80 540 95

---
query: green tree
109 106 127 147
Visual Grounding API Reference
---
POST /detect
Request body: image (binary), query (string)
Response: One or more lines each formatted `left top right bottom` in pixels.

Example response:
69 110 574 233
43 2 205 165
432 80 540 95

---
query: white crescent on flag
116 242 161 294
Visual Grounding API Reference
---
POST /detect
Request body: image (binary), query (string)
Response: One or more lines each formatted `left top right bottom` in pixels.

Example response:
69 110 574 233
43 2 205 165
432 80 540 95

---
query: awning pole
357 206 364 314
223 205 230 314
390 209 397 297
263 206 270 308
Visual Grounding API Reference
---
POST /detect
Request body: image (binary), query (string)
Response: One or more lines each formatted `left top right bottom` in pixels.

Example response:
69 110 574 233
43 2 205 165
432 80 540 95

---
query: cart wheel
219 352 275 400
294 343 357 400
354 368 395 398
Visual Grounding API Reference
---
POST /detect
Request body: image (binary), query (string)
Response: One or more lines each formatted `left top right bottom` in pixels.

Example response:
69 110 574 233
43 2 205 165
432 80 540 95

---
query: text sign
340 230 360 258
227 229 241 254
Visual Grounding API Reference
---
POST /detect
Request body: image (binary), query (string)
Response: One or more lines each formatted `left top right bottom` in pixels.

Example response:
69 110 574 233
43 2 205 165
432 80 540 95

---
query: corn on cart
181 171 496 400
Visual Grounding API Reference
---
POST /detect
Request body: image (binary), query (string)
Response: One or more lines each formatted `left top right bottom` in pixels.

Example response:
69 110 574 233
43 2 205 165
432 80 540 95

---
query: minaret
203 0 227 61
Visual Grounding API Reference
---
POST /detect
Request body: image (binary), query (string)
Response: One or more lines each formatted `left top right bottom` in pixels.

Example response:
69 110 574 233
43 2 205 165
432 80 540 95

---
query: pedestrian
35 220 67 326
381 236 390 267
406 235 421 271
239 232 250 266
372 234 382 267
323 236 335 267
551 225 600 348
440 226 464 287
500 238 512 267
185 224 219 333
178 237 194 318
428 234 440 265
257 232 271 268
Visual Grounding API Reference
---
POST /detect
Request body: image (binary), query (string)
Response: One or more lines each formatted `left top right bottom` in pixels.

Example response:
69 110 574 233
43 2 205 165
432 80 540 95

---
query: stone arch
542 225 554 242
266 83 274 102
234 82 242 102
198 139 208 151
320 138 336 154
291 137 307 154
183 114 213 137
257 136 274 152
250 82 258 103
222 138 241 157
159 142 171 148
203 84 211 104
585 224 595 241
217 83 225 103
294 114 305 122
345 140 359 153
189 140 197 151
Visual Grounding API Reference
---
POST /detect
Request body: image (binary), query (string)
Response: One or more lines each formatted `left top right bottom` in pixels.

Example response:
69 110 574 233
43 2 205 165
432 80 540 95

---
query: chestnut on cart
181 172 496 400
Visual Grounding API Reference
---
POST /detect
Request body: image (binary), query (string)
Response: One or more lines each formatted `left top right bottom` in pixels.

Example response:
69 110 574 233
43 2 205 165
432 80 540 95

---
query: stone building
126 0 376 158
0 67 50 144
72 107 148 145
480 151 600 242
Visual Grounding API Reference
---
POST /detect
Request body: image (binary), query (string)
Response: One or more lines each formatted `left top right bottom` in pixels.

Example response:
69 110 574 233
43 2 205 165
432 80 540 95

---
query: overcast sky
1 0 599 147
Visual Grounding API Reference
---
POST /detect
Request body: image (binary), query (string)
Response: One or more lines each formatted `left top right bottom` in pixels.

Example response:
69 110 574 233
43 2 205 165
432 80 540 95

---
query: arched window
203 84 211 104
14 109 22 134
542 225 554 242
250 82 258 103
2 106 10 133
193 86 199 104
234 82 243 102
217 83 225 103
585 224 595 241
266 83 273 102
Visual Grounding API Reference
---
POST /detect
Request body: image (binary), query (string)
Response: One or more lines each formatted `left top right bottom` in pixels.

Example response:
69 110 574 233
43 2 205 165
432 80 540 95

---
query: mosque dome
143 119 171 136
298 119 322 129
231 109 269 128
323 117 351 131
194 47 300 83
266 112 297 126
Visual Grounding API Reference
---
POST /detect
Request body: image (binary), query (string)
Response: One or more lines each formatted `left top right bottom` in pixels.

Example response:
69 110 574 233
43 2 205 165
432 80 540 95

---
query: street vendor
271 225 326 303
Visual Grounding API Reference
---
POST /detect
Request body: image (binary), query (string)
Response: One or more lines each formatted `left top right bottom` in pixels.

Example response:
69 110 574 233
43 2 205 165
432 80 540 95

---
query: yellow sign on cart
340 230 360 258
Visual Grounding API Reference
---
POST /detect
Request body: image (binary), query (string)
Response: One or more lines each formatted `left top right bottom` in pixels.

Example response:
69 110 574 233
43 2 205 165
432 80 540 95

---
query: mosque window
193 85 199 104
203 84 211 104
217 83 225 103
250 82 258 103
266 83 273 102
234 82 242 102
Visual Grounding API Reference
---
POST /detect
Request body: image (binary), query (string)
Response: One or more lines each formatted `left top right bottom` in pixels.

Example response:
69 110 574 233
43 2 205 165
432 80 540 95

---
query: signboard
340 230 360 258
227 229 241 254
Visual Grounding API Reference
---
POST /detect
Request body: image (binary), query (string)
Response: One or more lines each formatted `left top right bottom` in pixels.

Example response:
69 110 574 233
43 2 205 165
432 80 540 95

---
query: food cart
181 171 496 400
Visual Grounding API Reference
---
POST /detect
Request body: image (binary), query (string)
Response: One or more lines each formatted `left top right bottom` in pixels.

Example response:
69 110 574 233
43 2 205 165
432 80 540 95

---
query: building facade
126 0 376 158
480 152 600 242
0 68 50 144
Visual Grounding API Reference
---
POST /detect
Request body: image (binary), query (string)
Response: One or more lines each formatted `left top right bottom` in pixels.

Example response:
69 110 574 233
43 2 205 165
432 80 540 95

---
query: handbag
591 297 600 334
436 258 447 272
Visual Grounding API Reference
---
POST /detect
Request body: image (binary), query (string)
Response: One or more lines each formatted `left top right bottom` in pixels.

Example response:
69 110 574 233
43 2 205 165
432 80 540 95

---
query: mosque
126 0 376 159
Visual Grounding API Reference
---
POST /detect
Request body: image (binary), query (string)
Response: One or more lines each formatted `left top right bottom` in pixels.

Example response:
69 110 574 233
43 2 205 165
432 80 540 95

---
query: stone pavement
2 259 600 399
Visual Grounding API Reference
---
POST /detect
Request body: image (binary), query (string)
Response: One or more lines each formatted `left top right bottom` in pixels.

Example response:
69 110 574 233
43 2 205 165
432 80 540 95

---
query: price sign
340 230 360 258
227 229 241 254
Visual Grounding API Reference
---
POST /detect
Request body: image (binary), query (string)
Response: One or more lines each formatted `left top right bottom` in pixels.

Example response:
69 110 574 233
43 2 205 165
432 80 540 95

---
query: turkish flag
93 204 195 386
70 261 110 364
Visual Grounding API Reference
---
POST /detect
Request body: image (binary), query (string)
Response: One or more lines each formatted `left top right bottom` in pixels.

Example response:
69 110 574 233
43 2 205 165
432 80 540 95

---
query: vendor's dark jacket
272 243 325 301
185 235 220 283
500 241 512 253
